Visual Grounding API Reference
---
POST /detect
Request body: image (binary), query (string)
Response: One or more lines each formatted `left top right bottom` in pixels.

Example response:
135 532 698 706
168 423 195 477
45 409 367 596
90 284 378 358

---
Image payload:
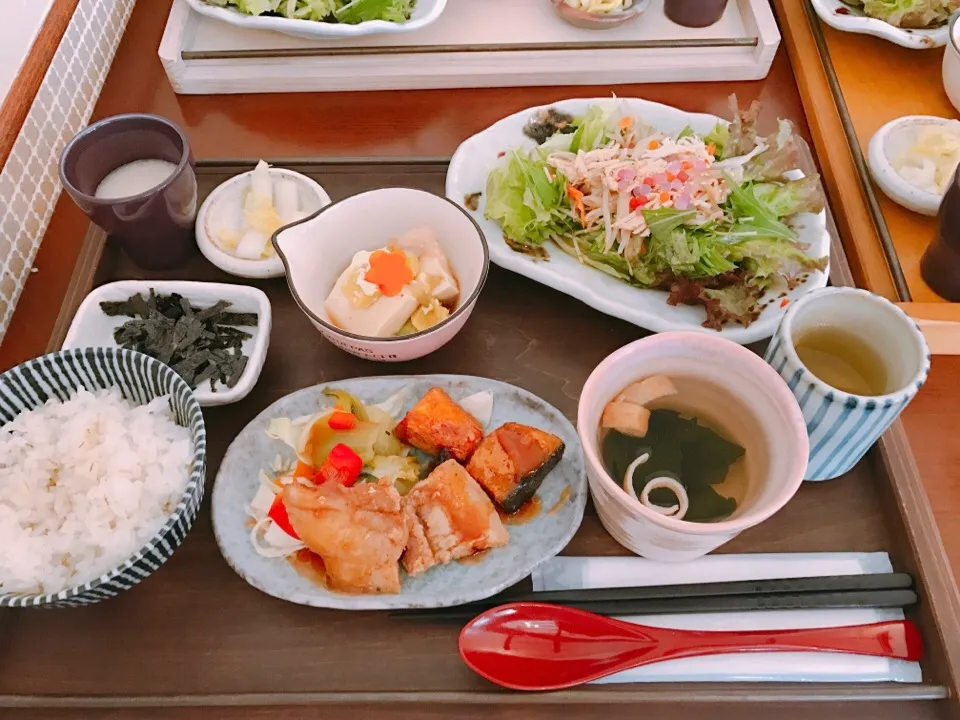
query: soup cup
577 332 809 562
273 188 489 362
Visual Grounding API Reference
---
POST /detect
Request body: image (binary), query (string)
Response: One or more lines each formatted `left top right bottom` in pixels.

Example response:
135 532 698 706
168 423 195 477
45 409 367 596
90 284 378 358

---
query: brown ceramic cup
59 114 198 271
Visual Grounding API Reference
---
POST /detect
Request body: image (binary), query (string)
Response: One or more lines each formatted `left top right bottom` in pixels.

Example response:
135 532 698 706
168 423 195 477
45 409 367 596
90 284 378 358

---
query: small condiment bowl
195 167 331 279
550 0 650 30
868 116 957 217
62 280 272 407
273 187 489 362
577 332 809 562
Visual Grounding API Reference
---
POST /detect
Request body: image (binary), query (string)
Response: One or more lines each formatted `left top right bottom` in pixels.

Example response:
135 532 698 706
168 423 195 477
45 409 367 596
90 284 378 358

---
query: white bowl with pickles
273 188 490 362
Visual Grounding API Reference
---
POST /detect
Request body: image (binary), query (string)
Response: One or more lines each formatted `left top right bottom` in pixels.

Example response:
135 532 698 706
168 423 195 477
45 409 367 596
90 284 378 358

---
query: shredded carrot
567 184 587 225
364 248 415 296
659 192 670 203
681 161 693 171
780 298 790 308
665 172 676 182
707 143 716 156
619 116 633 130
648 139 661 150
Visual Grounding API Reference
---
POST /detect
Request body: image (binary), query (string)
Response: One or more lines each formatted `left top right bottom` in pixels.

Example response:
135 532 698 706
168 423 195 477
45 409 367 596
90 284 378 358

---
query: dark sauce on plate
498 496 542 525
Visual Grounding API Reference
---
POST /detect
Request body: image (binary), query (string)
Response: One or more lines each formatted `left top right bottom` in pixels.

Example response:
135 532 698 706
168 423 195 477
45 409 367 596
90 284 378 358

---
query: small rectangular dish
61 280 271 407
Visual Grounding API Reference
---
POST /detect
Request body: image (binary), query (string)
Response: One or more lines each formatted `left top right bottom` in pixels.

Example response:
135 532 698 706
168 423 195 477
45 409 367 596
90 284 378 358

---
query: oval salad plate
211 375 586 610
183 0 448 40
446 97 831 345
810 0 948 50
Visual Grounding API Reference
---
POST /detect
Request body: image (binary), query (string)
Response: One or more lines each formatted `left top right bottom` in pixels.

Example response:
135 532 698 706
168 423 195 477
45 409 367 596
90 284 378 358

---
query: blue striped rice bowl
0 348 206 607
765 288 930 482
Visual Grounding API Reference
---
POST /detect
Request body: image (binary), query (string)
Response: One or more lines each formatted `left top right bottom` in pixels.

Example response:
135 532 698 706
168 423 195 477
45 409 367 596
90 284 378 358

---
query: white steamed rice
0 387 192 595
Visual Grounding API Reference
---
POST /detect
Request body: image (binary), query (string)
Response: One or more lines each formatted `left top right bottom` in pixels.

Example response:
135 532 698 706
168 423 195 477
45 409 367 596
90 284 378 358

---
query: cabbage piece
751 176 826 218
855 0 959 28
335 0 414 23
484 149 571 249
700 282 767 330
367 455 422 495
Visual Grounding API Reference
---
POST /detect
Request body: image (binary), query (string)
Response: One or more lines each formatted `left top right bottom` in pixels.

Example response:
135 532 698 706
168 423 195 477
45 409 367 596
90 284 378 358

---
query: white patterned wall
0 0 136 344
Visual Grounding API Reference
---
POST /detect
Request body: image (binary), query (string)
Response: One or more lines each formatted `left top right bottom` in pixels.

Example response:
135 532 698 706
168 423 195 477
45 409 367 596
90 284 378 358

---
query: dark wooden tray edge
29 158 958 709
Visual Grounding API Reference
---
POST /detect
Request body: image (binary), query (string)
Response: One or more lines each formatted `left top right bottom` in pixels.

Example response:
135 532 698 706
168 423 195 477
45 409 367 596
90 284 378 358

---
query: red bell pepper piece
328 411 358 430
316 443 363 487
268 494 299 539
629 195 648 211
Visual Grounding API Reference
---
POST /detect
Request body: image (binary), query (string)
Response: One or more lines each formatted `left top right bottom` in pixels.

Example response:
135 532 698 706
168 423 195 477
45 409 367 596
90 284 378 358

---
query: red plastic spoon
458 602 923 691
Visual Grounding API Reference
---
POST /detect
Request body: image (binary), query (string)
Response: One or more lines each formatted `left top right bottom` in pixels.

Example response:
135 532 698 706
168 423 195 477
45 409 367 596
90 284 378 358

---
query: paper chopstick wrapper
530 553 921 684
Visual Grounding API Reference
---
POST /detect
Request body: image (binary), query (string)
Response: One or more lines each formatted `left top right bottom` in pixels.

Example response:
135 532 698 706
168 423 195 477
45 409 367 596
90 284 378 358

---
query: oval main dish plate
212 375 586 610
446 97 831 345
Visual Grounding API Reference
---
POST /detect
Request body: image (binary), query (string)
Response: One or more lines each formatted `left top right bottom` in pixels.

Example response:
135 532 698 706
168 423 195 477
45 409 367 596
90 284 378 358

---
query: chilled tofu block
401 459 508 576
420 253 459 304
394 387 483 461
466 423 565 514
325 272 418 339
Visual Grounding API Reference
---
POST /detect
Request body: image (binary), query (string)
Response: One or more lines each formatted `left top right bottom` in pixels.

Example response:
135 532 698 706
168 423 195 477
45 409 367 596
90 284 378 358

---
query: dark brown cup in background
59 114 198 271
663 0 729 28
921 165 960 301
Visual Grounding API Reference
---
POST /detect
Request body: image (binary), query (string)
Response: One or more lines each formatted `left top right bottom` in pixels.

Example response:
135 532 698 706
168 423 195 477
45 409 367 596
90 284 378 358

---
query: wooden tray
774 0 958 318
158 0 780 94
4 160 960 714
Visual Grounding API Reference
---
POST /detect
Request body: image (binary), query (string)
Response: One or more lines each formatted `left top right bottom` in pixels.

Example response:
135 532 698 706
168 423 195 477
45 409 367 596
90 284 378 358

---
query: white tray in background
159 0 781 94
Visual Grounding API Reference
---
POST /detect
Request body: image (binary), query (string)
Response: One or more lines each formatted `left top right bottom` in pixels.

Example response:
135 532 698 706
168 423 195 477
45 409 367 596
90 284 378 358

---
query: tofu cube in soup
393 387 483 462
466 423 565 514
401 460 509 576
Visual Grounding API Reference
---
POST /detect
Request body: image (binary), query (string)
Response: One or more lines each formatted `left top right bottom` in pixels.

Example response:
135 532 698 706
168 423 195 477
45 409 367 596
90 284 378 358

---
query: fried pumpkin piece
466 422 565 514
401 459 508 576
393 387 483 462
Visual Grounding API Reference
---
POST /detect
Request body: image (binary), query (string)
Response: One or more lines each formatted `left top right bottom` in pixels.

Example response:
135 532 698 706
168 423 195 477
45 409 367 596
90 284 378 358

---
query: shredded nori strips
101 290 258 391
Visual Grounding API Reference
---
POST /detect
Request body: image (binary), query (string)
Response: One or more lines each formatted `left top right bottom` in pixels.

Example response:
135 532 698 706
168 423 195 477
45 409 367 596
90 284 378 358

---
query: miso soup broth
599 376 766 523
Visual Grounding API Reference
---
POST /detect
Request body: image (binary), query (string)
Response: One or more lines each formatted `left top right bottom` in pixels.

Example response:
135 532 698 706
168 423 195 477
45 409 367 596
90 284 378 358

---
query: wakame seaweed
602 409 745 522
102 290 258 391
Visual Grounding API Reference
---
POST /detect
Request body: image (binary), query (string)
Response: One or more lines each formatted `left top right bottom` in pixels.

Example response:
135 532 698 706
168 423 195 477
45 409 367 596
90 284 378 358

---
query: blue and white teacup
765 287 930 481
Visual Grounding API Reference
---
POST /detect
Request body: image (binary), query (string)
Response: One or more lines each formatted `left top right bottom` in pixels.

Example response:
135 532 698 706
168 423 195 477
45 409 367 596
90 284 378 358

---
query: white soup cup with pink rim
577 331 809 562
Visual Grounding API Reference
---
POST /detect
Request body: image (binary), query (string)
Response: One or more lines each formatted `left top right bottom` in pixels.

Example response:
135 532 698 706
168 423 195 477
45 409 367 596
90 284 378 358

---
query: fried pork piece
393 387 483 462
401 459 508 576
466 423 565 514
282 480 409 594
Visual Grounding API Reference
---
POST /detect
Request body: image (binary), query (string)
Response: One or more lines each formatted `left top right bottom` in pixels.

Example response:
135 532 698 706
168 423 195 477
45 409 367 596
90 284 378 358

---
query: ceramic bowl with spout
273 187 490 362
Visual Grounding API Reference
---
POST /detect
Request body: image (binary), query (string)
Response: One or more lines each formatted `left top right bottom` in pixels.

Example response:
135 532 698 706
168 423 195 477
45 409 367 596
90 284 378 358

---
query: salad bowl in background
810 0 951 49
183 0 448 39
445 97 831 345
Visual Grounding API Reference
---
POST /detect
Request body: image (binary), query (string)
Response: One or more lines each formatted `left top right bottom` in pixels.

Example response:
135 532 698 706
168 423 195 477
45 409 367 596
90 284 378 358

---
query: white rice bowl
0 387 192 595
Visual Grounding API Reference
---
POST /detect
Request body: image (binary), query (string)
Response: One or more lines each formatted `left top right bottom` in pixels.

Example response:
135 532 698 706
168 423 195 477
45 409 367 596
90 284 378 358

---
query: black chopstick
392 573 915 621
396 589 917 621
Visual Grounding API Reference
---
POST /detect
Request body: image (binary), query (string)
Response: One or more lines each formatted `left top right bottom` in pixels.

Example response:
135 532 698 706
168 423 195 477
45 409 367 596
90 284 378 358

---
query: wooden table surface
3 1 960 717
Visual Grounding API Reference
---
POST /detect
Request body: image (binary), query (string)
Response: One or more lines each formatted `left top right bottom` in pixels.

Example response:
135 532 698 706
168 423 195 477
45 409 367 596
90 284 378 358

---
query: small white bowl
550 0 650 30
273 188 489 363
183 0 448 39
62 280 271 407
577 332 809 562
868 115 956 217
196 167 331 279
810 0 949 49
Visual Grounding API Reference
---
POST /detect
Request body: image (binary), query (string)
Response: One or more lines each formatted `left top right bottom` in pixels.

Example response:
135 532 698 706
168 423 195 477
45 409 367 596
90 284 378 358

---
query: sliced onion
250 517 305 558
640 477 690 520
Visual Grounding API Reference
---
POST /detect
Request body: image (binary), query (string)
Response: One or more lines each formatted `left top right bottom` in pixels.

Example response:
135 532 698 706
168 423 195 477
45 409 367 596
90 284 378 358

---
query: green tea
793 326 887 396
601 409 747 523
